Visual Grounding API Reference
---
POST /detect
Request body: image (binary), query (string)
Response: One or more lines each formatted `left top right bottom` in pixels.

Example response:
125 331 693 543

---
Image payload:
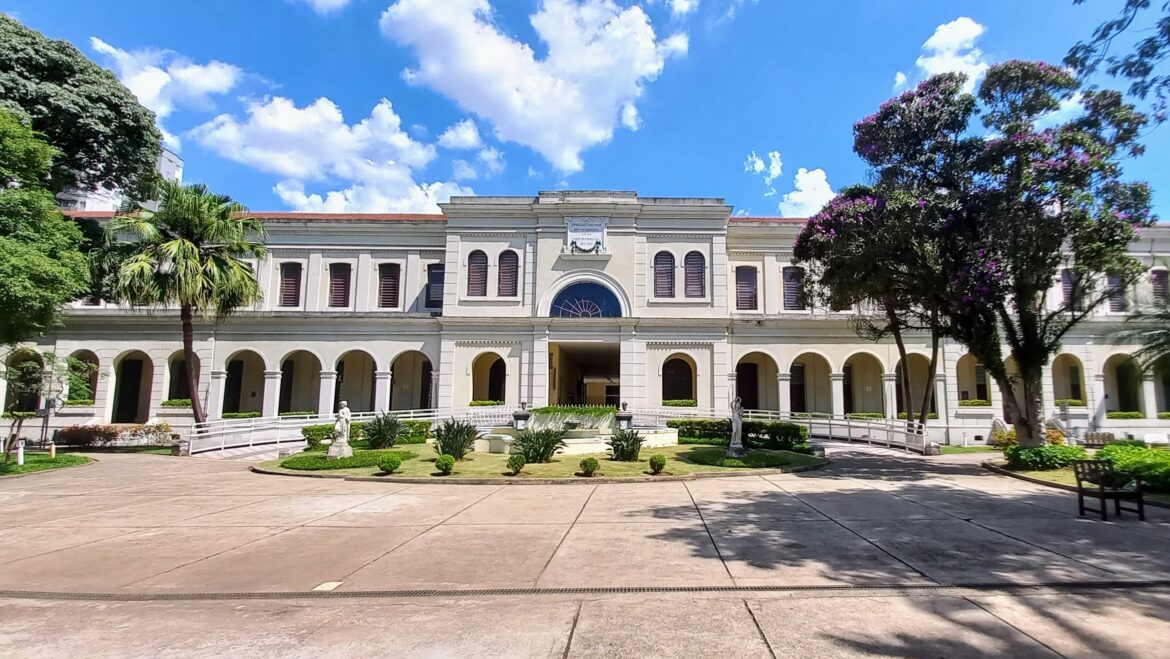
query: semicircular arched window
550 282 623 318
467 250 488 297
684 251 706 298
498 250 519 297
653 251 675 298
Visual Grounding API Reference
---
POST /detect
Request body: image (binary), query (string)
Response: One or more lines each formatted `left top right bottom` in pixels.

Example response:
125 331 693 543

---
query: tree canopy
0 14 160 192
0 111 90 345
1067 0 1170 122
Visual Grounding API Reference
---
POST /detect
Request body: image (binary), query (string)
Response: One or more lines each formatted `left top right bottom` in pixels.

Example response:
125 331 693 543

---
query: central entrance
549 342 620 405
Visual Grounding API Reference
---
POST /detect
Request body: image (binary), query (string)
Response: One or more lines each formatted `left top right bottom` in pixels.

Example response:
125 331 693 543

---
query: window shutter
498 250 519 297
1108 275 1128 312
735 266 757 310
1153 271 1169 304
1061 269 1077 310
329 263 351 307
467 251 487 296
426 264 445 308
653 251 675 298
783 266 806 310
684 252 705 298
378 263 401 308
279 263 302 307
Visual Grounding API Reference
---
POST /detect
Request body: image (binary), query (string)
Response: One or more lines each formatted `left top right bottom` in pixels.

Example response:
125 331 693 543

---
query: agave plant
606 429 644 462
512 428 567 463
432 419 479 460
363 413 403 449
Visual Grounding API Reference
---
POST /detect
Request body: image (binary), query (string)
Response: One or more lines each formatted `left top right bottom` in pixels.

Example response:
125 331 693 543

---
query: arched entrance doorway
1103 353 1142 415
390 351 433 410
790 352 832 414
843 352 884 414
3 349 43 414
278 350 321 414
662 354 696 404
735 352 779 410
223 350 264 416
336 350 377 413
896 354 935 417
112 350 153 423
472 353 507 404
1052 354 1086 406
167 351 199 402
66 350 100 405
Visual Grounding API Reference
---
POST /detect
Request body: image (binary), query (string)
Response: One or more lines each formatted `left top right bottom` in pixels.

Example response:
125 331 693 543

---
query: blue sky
7 0 1168 217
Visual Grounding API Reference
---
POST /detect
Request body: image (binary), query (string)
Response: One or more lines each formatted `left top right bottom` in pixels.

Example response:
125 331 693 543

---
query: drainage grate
2 580 1169 603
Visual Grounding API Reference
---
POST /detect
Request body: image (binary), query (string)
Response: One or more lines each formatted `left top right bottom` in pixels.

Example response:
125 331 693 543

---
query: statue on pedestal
727 396 747 458
327 401 353 459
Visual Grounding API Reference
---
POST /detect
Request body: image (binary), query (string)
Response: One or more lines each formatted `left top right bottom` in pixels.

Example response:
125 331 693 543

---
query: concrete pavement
0 444 1167 656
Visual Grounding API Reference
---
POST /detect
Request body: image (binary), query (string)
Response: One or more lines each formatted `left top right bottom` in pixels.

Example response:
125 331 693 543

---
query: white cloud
452 159 478 181
778 168 834 217
437 118 483 149
191 96 472 213
90 37 242 149
1037 92 1085 128
893 71 907 90
670 0 698 16
714 0 759 25
914 16 988 92
296 0 353 15
744 149 782 196
380 0 687 173
477 146 506 175
527 166 543 178
621 102 641 130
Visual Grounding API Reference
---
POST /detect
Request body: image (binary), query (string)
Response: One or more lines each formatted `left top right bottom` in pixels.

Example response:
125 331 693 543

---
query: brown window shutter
378 263 401 308
684 251 705 298
467 251 487 296
328 263 351 307
653 251 675 298
1108 274 1128 312
279 263 302 307
498 250 519 297
1153 270 1169 304
1061 269 1076 310
426 264 445 307
735 266 757 310
783 266 806 310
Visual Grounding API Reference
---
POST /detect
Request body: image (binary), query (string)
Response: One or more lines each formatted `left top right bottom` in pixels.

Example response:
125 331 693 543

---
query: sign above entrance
564 217 608 254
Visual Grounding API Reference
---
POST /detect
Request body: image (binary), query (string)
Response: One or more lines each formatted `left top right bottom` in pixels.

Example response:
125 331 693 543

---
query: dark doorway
790 364 807 413
224 359 244 414
279 360 294 413
421 360 434 409
736 362 759 409
488 358 506 402
113 359 144 423
662 358 694 401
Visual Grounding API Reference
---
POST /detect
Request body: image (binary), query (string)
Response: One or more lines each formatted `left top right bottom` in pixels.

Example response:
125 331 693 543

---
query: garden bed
255 444 826 483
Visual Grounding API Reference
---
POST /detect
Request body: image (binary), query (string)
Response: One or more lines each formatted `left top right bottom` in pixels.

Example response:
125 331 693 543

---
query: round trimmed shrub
379 454 403 474
648 454 666 474
506 453 526 476
578 457 600 477
435 454 456 475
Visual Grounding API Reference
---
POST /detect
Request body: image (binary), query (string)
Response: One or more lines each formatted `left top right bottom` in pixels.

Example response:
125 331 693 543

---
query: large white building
8 190 1170 443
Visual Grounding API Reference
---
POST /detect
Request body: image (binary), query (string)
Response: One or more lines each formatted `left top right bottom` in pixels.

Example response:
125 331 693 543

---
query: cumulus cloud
380 0 687 173
452 159 478 181
191 96 472 213
90 37 242 149
778 168 835 217
670 0 699 16
893 71 907 90
437 119 482 149
914 16 988 92
477 146 505 176
744 149 782 196
1037 92 1085 128
296 0 353 14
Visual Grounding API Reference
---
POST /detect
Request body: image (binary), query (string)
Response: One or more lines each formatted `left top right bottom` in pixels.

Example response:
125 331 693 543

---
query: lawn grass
0 452 90 476
941 445 1001 454
260 444 825 479
994 462 1170 505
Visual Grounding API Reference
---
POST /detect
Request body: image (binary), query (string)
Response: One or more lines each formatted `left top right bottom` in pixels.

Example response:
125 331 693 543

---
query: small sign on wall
565 217 608 254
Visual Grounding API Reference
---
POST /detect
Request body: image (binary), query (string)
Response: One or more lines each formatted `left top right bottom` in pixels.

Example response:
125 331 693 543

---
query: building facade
8 190 1170 442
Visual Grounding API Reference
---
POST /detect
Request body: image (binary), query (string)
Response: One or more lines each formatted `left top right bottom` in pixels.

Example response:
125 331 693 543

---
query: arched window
550 282 622 318
498 250 519 297
662 357 695 402
653 251 675 298
684 251 705 298
467 250 488 297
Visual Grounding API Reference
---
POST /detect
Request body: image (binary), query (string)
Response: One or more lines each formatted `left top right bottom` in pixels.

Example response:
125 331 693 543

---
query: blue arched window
550 282 622 318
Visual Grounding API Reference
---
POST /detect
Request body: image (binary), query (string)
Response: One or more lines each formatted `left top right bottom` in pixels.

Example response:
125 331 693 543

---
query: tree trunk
181 304 206 424
885 302 915 428
4 417 25 464
1015 367 1046 448
916 322 940 428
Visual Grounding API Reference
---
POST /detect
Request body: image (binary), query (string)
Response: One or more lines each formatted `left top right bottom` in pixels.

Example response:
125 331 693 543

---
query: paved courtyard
0 443 1168 657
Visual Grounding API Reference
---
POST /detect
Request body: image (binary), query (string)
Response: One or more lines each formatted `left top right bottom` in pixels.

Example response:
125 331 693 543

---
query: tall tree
1067 0 1170 122
0 14 160 192
0 111 90 345
104 182 267 423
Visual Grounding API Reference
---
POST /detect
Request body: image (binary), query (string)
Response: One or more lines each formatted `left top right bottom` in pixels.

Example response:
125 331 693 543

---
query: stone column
319 370 338 417
262 370 282 418
934 374 947 419
374 370 393 412
1092 372 1107 429
777 372 792 415
830 372 845 417
206 370 227 420
1142 372 1159 420
882 373 898 420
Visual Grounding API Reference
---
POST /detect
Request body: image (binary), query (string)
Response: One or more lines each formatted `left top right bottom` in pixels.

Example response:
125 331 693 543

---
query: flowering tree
815 62 1152 447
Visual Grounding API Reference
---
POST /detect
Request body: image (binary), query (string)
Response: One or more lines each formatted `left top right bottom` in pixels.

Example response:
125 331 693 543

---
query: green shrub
302 424 333 450
958 399 991 407
506 453 526 476
432 419 479 460
529 405 616 430
648 454 666 474
512 428 567 463
1003 444 1087 470
1107 411 1144 420
896 412 939 419
161 399 192 408
64 399 94 406
579 457 600 477
991 427 1065 448
606 429 644 461
665 418 808 450
685 446 793 468
1096 444 1170 490
57 425 119 447
470 400 504 406
1055 399 1086 407
1106 439 1147 448
278 410 317 417
402 420 431 443
846 412 885 419
364 414 403 449
435 454 456 475
280 450 417 471
662 399 697 407
1159 412 1170 420
222 412 261 419
378 454 403 474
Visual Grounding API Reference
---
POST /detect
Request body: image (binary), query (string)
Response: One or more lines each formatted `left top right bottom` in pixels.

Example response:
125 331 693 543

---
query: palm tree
104 181 267 423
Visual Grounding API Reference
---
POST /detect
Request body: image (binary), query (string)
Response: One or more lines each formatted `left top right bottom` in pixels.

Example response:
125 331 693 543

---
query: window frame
497 249 520 298
652 250 676 299
277 261 305 309
734 265 759 312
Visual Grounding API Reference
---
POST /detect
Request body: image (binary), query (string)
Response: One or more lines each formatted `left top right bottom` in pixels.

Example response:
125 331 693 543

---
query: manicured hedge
1160 412 1170 420
1095 444 1170 490
897 412 939 419
301 419 432 449
161 399 192 408
846 412 885 419
1054 399 1086 407
470 400 504 407
280 449 417 471
1004 444 1087 470
662 399 697 407
666 418 809 451
1106 411 1144 420
529 405 615 416
222 412 261 419
64 399 94 406
958 399 991 407
685 446 793 468
278 410 317 417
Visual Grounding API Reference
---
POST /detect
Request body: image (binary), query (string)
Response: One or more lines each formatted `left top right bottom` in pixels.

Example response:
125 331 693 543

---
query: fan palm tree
1118 300 1170 373
103 180 267 423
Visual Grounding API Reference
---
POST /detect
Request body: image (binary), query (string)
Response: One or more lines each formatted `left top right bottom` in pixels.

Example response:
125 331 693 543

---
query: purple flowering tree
818 62 1152 447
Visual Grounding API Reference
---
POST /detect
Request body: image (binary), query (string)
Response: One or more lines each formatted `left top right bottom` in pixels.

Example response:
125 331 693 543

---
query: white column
262 370 282 418
934 374 947 419
1042 363 1056 419
1092 372 1107 429
206 370 227 420
1142 373 1158 420
882 373 898 420
374 370 392 412
531 328 550 408
319 370 338 417
777 372 792 415
619 324 645 410
727 372 738 404
830 372 845 417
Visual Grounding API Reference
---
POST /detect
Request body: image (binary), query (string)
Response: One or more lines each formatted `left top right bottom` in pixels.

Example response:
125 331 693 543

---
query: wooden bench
1081 432 1115 448
1072 460 1145 521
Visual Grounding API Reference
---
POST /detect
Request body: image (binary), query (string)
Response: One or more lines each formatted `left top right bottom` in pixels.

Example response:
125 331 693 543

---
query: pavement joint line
536 484 597 586
963 593 1069 658
682 478 736 584
560 601 582 659
124 526 297 588
2 581 1168 602
743 599 777 659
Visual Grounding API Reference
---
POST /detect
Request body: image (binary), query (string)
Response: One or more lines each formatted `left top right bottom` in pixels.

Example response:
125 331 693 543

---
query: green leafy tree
104 181 267 423
814 63 1152 447
0 14 160 192
1067 0 1170 122
3 349 95 463
0 111 90 345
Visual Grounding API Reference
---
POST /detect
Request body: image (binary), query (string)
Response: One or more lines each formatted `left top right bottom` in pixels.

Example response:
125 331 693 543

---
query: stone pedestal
327 439 353 459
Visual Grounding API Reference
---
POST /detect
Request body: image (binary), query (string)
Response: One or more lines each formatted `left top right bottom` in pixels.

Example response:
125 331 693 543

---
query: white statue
327 401 354 459
727 396 747 458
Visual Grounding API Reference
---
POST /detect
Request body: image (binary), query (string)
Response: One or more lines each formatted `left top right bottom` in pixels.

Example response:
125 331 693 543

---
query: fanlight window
550 282 622 318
